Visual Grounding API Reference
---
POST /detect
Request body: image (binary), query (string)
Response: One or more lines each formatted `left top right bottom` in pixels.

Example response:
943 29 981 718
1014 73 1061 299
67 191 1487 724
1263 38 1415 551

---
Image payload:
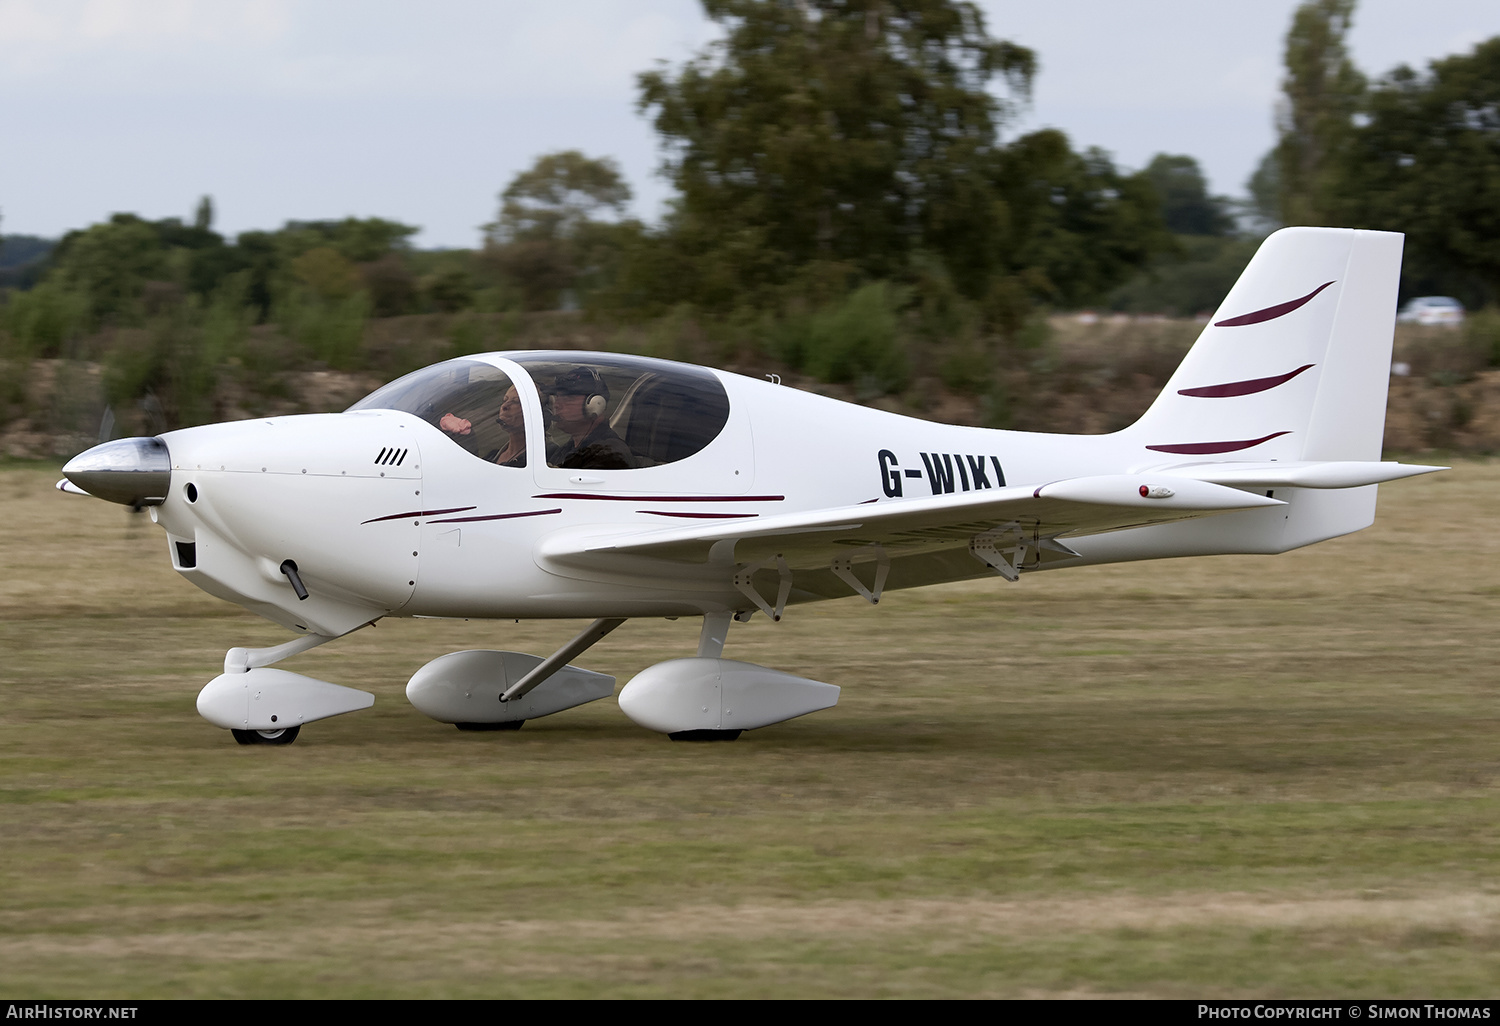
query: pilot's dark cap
551 367 609 400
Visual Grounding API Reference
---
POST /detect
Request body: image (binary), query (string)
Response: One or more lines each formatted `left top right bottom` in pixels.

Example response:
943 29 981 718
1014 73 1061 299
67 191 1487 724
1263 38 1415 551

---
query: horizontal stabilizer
1153 461 1447 490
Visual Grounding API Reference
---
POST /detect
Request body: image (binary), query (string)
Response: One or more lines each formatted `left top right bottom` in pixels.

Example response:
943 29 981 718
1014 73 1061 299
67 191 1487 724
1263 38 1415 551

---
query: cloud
0 1 713 102
0 0 290 84
0 0 288 48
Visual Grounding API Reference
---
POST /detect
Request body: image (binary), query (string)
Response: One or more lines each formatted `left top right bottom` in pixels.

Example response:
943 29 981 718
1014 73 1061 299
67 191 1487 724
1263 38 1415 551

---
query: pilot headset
552 368 609 418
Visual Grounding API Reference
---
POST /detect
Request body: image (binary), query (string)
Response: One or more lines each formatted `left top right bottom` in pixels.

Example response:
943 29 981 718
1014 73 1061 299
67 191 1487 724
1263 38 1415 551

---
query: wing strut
735 555 792 621
498 617 627 703
969 523 1034 582
830 545 890 604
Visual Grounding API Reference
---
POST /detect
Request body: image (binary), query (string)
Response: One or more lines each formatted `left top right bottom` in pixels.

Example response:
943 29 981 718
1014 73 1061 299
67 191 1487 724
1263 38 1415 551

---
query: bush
360 254 417 317
783 282 909 394
101 327 161 414
0 357 27 428
278 292 370 371
421 265 476 313
1465 307 1500 367
1108 236 1258 318
0 282 90 360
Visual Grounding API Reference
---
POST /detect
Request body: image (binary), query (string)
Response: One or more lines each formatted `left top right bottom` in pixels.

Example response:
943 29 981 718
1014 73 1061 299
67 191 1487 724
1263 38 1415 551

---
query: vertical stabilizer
1125 227 1404 463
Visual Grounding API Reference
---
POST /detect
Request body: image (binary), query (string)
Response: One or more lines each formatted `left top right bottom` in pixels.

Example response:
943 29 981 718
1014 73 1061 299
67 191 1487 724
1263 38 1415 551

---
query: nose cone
62 436 172 507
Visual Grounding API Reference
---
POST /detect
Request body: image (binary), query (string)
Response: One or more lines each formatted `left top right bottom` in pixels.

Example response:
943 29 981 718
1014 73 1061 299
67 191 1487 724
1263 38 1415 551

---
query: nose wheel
231 726 301 746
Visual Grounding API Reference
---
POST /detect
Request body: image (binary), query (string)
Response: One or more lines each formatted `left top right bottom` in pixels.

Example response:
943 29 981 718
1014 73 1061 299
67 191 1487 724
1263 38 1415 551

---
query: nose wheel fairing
198 667 375 733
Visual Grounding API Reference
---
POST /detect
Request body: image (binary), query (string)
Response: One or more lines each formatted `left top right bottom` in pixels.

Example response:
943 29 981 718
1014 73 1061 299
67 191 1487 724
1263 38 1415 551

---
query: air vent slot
174 541 197 568
374 447 409 467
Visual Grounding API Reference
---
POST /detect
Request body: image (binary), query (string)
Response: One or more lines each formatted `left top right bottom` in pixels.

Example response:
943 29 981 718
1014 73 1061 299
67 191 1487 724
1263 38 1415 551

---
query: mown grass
1 461 1497 997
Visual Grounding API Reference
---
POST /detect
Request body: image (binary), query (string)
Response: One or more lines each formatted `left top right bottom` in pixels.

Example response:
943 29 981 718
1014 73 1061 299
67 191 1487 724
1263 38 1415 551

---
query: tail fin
1126 227 1403 462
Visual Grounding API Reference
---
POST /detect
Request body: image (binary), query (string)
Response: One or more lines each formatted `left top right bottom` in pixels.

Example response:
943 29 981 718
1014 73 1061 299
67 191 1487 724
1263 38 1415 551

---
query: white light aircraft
60 227 1444 745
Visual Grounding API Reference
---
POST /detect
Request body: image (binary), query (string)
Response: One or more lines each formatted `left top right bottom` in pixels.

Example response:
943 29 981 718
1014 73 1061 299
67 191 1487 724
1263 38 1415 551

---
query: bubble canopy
347 354 732 469
348 360 526 465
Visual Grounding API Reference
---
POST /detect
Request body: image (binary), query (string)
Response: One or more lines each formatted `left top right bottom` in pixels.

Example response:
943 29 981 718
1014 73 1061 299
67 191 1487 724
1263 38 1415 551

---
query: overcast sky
1 0 1495 248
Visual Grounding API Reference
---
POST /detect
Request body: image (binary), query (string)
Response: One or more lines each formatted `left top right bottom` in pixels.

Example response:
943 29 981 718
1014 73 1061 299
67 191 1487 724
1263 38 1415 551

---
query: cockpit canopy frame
347 351 732 471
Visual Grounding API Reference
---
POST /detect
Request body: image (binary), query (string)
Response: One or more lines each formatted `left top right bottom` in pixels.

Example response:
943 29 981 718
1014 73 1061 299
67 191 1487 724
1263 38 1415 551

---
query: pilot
547 367 634 470
437 385 528 467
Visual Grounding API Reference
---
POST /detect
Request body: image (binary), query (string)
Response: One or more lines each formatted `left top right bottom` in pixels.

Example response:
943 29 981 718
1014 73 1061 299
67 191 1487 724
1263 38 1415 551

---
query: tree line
2 0 1497 436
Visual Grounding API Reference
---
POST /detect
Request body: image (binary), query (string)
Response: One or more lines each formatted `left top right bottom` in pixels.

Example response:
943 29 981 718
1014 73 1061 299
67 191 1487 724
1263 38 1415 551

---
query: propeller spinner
61 436 173 507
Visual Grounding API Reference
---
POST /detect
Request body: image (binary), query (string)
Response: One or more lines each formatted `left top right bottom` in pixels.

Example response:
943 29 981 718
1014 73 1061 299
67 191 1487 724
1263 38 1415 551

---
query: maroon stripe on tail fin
1179 364 1315 398
1214 281 1335 327
1145 431 1291 455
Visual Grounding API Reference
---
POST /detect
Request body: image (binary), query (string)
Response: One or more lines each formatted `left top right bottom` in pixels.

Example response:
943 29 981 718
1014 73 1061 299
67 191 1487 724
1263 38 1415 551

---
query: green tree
286 218 417 263
1275 0 1366 226
1243 150 1282 236
487 150 632 244
245 217 418 319
1103 154 1248 317
484 151 636 310
1108 236 1260 317
636 0 1036 305
0 233 57 290
1142 154 1233 236
1332 37 1500 305
290 247 360 302
42 203 247 325
993 130 1172 310
49 214 168 323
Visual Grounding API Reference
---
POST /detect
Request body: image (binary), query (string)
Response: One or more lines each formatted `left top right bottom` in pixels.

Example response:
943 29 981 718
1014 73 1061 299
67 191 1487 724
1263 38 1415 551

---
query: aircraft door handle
569 476 603 485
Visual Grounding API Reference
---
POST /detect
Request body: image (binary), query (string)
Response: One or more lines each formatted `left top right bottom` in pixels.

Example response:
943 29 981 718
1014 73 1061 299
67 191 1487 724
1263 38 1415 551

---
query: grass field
1 459 1497 998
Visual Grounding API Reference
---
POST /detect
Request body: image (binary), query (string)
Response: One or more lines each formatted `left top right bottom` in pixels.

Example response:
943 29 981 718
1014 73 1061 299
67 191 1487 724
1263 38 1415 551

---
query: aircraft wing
539 474 1284 573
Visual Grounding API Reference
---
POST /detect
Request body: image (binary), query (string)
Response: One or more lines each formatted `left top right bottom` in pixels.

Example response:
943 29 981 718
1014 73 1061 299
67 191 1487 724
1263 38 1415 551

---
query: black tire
231 725 301 746
455 720 525 731
668 729 742 742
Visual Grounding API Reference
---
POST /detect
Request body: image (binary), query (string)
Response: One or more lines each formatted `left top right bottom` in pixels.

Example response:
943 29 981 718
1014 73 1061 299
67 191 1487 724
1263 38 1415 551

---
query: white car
1397 296 1465 326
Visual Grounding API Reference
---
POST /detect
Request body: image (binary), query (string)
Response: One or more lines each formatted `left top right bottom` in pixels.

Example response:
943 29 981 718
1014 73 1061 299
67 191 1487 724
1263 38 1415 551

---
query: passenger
547 367 634 470
491 386 528 467
437 385 527 467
